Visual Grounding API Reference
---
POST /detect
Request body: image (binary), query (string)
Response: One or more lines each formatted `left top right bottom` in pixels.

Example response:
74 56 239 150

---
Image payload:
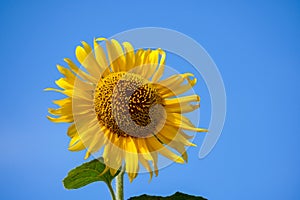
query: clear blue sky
1 0 299 199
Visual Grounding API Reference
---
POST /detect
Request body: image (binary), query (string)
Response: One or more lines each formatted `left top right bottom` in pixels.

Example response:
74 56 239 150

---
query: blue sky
1 0 300 199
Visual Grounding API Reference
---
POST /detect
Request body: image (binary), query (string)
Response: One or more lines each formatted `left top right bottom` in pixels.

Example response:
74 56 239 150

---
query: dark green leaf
128 192 207 200
63 157 119 189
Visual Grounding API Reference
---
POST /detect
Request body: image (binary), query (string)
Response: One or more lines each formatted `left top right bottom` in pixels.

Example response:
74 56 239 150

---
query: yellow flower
46 38 207 182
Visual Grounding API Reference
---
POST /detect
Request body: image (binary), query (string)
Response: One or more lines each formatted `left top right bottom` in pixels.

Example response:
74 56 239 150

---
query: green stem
116 167 125 200
106 181 116 200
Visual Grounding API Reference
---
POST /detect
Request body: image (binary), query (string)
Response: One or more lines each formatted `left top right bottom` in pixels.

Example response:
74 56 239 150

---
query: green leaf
63 157 120 189
128 192 207 200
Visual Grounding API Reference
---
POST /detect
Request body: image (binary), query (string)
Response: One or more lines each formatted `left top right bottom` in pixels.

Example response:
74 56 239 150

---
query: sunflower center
94 72 165 138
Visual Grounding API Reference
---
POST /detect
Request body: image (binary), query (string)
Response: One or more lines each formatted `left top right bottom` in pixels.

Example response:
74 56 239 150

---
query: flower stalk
106 182 116 200
116 167 125 200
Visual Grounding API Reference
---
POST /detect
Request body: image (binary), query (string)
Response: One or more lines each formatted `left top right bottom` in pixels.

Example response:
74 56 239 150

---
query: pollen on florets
94 72 165 138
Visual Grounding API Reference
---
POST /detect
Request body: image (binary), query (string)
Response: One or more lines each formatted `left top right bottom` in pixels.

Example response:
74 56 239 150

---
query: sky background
1 0 300 199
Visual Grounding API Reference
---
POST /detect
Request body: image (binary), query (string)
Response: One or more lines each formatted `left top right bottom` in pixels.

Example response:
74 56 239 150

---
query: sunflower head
46 38 207 182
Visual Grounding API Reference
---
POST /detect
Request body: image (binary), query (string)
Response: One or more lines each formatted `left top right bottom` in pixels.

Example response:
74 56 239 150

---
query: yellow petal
64 58 97 83
156 133 188 162
132 49 147 75
157 73 197 98
105 39 125 73
67 123 78 138
48 104 72 116
52 97 71 107
93 39 110 77
85 126 108 155
68 139 85 151
47 115 73 123
143 50 159 79
125 137 138 181
122 42 135 71
164 95 200 106
146 137 184 164
84 151 91 159
151 49 166 82
111 39 126 71
75 43 101 79
69 134 81 146
56 65 75 83
143 140 159 177
163 95 200 113
165 104 200 113
159 125 196 147
136 138 152 161
55 78 73 90
166 113 208 132
139 49 151 77
138 155 153 181
103 134 122 172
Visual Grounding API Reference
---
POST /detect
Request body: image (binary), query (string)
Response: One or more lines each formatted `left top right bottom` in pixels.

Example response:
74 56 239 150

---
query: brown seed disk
94 72 165 138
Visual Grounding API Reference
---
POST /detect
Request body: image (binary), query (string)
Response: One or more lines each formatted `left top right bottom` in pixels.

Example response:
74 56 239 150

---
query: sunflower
46 38 207 182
